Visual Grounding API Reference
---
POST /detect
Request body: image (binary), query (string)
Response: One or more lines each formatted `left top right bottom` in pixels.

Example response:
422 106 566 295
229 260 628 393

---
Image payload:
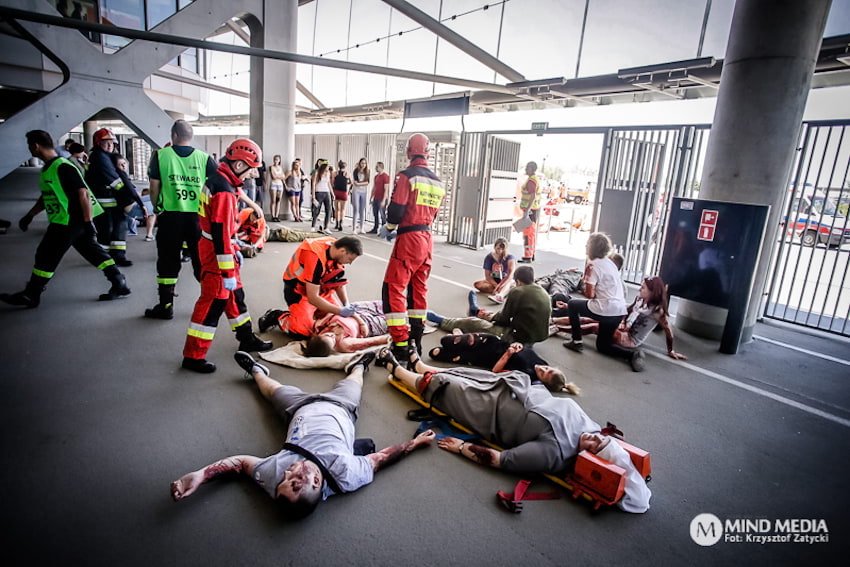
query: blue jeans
350 189 367 229
371 198 386 230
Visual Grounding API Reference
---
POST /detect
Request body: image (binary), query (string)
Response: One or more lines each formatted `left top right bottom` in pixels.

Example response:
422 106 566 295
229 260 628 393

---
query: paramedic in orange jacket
236 207 267 253
260 236 363 339
181 139 272 373
379 133 446 362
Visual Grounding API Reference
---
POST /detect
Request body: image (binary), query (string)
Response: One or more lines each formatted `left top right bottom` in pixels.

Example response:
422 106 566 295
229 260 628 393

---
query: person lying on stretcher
301 300 391 356
375 347 652 513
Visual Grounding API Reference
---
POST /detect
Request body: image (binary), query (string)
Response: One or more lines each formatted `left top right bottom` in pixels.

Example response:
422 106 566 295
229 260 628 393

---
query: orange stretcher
387 376 651 512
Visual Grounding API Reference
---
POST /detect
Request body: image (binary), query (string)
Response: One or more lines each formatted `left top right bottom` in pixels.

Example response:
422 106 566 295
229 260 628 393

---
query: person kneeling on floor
258 236 363 339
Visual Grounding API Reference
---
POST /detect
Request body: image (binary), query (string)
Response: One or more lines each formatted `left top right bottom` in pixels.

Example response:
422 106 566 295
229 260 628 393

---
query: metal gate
595 125 710 284
449 133 521 249
764 120 850 336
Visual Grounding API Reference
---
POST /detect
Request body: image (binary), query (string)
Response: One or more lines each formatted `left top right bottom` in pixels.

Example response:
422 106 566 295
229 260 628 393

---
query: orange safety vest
282 236 346 295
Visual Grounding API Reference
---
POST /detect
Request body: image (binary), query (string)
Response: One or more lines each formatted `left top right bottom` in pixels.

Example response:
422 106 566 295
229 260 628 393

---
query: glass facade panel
147 0 177 29
101 0 144 49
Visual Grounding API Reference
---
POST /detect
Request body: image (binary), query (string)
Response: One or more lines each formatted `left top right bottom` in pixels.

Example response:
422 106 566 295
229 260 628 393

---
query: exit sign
531 122 548 131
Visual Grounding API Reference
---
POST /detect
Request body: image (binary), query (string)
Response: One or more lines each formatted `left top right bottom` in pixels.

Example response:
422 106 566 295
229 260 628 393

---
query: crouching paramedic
236 207 267 257
1 130 130 307
181 139 272 373
259 236 362 339
379 133 445 362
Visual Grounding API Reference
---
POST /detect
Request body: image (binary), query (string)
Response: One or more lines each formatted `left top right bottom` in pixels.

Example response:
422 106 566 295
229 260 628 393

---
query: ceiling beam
381 0 525 83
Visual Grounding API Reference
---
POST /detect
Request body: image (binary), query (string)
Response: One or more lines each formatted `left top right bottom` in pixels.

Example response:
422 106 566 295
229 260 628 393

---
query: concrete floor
0 167 847 566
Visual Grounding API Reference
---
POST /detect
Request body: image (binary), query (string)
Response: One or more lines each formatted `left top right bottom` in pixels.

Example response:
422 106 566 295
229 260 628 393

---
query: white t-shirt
586 257 627 316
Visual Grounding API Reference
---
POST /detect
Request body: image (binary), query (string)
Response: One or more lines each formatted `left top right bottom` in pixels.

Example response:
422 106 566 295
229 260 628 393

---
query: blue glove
339 304 358 317
223 276 238 290
378 225 397 242
235 249 243 266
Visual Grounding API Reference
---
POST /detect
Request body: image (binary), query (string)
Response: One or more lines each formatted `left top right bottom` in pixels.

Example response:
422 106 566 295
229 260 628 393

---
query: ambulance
784 184 850 247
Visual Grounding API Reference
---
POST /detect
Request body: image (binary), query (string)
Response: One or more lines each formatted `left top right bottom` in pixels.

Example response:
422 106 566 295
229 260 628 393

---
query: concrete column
83 120 98 149
676 0 831 344
249 0 297 219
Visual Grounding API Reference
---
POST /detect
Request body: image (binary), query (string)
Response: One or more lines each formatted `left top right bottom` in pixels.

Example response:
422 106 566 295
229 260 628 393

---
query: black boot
0 288 41 308
235 323 273 352
182 357 216 373
144 303 173 319
111 250 133 267
145 284 175 319
410 321 425 357
99 273 131 301
258 308 285 333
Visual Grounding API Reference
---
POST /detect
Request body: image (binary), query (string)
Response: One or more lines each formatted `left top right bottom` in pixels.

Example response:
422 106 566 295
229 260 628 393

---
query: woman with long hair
350 158 370 234
267 155 285 221
332 160 350 231
555 275 687 364
310 160 333 230
284 160 305 222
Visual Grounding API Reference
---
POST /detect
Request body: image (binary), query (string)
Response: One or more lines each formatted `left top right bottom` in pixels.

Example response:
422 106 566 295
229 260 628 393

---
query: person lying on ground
427 265 551 346
554 275 686 362
375 347 651 513
170 351 434 520
301 300 391 356
428 331 579 394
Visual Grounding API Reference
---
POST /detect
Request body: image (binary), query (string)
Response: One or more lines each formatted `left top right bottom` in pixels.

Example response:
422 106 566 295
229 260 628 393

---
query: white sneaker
353 227 360 234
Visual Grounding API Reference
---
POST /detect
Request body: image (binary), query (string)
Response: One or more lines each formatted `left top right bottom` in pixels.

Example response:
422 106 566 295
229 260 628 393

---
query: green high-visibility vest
40 157 104 225
520 173 541 210
156 147 209 213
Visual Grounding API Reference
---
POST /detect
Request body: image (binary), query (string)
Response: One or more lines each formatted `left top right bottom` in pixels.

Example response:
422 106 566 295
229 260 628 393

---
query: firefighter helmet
406 133 430 159
226 138 262 168
93 128 117 145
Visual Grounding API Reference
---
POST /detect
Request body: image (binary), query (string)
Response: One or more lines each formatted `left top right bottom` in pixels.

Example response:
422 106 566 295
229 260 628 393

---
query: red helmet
93 128 117 145
406 133 430 159
226 138 262 167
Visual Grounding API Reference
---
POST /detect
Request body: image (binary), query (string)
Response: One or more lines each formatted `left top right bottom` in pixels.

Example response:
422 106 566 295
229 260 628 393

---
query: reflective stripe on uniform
110 241 126 250
187 322 216 340
32 268 54 279
386 312 408 326
157 277 178 285
411 176 446 208
98 198 118 208
408 311 427 320
97 259 115 270
217 254 234 270
201 230 213 240
228 313 251 329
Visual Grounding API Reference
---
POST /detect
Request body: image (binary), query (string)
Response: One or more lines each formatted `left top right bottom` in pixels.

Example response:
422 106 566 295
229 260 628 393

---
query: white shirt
586 257 627 316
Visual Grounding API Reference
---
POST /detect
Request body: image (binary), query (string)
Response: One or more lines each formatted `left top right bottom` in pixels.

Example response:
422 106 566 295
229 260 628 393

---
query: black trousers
94 206 130 259
567 298 632 360
155 212 201 304
30 222 119 288
311 192 332 228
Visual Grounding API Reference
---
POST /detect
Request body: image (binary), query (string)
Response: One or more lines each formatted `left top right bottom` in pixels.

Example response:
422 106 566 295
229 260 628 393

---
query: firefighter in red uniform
379 133 446 362
518 161 541 263
258 236 363 338
181 139 272 373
